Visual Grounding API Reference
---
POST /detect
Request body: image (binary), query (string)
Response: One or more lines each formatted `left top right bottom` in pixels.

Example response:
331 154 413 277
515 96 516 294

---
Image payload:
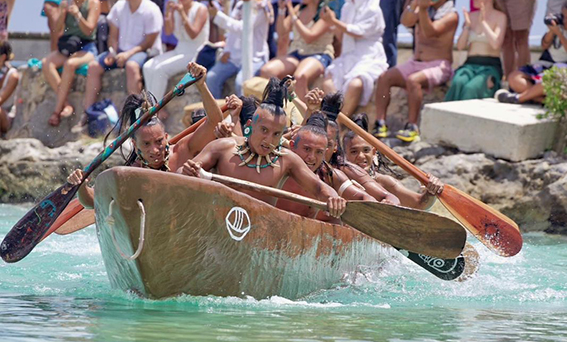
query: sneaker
372 119 388 139
395 123 420 143
495 89 520 104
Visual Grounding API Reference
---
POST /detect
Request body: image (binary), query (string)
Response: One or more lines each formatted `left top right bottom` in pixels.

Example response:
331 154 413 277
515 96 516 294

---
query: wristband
292 15 298 22
288 92 297 102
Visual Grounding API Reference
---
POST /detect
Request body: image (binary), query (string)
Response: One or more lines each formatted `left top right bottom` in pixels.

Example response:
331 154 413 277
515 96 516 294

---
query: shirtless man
67 62 225 208
179 78 347 218
372 0 458 142
276 112 379 221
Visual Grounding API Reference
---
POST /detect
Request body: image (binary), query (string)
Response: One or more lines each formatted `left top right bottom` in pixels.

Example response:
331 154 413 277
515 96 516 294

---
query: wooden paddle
199 169 466 259
40 104 231 239
337 113 523 257
0 73 202 263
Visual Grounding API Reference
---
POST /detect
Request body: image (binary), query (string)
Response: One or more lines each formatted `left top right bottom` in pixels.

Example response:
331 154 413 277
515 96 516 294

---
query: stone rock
7 67 233 146
8 66 129 148
0 138 124 203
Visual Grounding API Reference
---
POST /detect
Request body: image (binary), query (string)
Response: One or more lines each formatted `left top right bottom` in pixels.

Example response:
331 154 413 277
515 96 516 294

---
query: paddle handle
169 104 230 144
81 74 201 181
199 169 328 211
337 113 429 185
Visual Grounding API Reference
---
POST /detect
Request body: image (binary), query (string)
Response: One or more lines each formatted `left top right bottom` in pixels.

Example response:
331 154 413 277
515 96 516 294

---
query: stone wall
7 66 234 148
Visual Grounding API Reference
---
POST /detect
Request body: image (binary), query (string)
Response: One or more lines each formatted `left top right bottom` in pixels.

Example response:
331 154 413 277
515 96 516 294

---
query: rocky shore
1 138 565 235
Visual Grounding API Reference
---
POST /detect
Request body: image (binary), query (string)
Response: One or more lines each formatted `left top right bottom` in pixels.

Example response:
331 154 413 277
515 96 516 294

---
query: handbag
57 35 83 57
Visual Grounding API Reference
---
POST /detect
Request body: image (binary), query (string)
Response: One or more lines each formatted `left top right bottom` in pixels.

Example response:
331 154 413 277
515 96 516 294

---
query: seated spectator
81 0 162 131
496 0 536 78
0 41 19 136
260 0 334 99
43 0 100 126
96 0 116 54
0 0 14 42
320 0 388 117
206 0 272 99
143 0 208 120
43 0 66 51
372 0 458 142
444 0 506 102
496 4 567 104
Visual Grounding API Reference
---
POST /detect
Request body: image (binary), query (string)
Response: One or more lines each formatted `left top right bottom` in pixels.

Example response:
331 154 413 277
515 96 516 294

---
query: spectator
260 0 334 99
320 0 388 117
445 0 507 101
161 0 179 51
96 0 116 54
380 0 405 68
206 0 272 98
0 41 19 136
143 0 208 120
43 0 100 127
371 0 458 142
0 0 14 42
43 0 64 51
496 0 536 78
496 3 567 104
80 0 162 130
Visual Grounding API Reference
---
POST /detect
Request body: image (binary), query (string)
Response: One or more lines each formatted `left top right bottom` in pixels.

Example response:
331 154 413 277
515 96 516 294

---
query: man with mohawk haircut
178 77 347 218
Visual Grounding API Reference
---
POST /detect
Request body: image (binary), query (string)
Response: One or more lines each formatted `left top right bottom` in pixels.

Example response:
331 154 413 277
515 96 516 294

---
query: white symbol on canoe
418 255 459 273
225 207 251 241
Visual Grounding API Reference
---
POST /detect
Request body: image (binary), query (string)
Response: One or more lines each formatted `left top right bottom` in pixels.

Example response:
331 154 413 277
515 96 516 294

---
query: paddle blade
341 201 467 259
439 185 523 257
54 209 95 235
0 183 79 263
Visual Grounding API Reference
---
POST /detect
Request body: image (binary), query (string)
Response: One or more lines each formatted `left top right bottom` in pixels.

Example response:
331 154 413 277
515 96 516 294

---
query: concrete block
420 99 558 162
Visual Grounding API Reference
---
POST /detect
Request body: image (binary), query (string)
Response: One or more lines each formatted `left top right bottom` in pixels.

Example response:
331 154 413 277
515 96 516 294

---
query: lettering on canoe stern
225 207 251 241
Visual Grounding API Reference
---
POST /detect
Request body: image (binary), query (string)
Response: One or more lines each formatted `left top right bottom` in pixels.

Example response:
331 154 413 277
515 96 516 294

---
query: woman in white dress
321 0 388 117
143 0 209 120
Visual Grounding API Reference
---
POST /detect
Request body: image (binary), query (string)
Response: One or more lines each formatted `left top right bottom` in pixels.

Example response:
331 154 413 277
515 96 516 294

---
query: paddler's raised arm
173 63 224 160
285 151 346 218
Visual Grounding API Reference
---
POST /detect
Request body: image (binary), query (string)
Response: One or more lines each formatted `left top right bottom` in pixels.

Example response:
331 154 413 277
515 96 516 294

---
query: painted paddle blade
397 248 465 281
396 243 479 281
336 113 523 257
341 201 466 259
41 198 84 241
0 183 79 263
439 185 523 257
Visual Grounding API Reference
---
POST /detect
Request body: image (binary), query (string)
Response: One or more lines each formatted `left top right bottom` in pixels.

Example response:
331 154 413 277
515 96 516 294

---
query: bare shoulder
208 136 239 152
332 168 349 184
340 162 369 179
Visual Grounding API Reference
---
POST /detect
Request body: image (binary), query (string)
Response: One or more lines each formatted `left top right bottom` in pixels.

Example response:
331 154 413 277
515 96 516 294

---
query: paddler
178 77 347 218
275 112 380 222
67 62 226 209
340 113 444 210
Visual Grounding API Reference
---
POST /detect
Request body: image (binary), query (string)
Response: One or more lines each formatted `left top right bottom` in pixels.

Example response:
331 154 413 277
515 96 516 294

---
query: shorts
396 59 453 90
496 0 536 31
97 50 148 71
288 50 333 68
80 41 98 56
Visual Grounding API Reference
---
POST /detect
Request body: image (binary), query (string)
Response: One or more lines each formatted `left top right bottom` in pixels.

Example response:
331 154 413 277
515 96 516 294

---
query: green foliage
542 66 567 119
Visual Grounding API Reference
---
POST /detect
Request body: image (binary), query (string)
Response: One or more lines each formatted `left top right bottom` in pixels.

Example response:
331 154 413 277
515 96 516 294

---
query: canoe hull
95 167 388 299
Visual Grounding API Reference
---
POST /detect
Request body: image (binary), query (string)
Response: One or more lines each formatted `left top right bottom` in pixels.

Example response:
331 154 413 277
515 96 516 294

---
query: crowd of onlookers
0 0 567 142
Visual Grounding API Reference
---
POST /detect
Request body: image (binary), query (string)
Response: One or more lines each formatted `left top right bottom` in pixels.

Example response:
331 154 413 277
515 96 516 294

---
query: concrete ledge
420 99 557 161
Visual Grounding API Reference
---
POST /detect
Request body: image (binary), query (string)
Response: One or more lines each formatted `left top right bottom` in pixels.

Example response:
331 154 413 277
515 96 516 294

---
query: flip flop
48 112 61 127
60 104 74 118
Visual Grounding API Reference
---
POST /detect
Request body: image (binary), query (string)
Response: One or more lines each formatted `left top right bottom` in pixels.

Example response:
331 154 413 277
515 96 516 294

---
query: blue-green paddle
0 73 201 263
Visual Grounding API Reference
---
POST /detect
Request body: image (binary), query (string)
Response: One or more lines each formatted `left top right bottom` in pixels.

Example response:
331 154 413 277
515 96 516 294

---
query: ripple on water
1 204 567 341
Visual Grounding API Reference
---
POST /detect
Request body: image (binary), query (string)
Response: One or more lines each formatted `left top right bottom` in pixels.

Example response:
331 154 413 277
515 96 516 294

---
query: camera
544 13 564 26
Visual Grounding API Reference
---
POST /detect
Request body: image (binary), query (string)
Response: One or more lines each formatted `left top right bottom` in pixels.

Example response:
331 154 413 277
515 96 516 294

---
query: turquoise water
1 203 567 342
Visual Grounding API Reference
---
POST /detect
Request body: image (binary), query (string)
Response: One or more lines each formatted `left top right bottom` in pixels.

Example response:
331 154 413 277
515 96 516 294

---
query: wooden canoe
94 167 390 300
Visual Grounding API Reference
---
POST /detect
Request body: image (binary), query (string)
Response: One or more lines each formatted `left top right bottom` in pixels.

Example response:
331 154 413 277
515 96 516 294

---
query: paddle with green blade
337 113 523 257
0 73 202 263
200 169 466 259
